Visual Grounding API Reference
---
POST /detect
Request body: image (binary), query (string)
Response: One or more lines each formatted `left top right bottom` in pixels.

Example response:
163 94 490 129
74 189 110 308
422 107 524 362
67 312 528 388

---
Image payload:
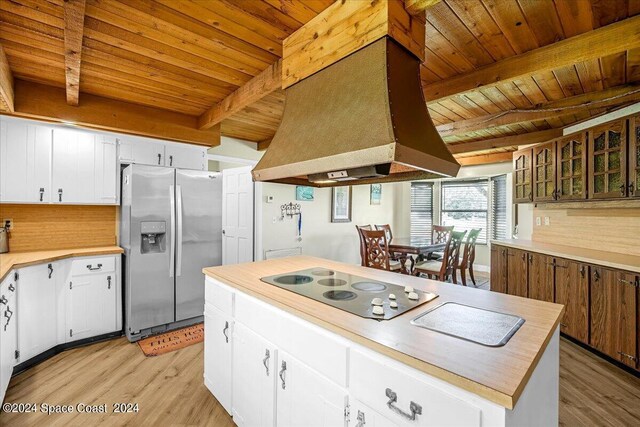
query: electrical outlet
535 216 541 226
3 219 12 230
544 216 550 226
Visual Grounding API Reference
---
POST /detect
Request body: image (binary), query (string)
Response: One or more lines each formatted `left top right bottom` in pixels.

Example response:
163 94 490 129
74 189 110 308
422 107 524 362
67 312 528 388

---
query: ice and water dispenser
140 221 166 254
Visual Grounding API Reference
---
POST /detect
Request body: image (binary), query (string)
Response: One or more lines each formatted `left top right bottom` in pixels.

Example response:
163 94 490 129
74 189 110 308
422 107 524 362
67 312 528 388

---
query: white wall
208 136 263 171
259 182 406 265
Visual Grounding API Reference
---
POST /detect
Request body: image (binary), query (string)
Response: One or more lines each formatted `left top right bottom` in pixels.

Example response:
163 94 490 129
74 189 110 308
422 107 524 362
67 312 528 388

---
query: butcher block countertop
492 239 640 274
203 256 564 410
0 246 123 282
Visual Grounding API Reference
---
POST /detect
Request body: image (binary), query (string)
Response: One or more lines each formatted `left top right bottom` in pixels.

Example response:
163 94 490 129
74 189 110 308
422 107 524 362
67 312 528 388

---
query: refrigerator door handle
176 184 183 277
169 184 176 278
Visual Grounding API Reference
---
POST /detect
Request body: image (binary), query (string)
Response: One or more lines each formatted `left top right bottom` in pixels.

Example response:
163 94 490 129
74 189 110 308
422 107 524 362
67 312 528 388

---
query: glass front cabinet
513 148 533 203
588 119 626 199
556 133 587 201
532 142 557 202
630 115 640 198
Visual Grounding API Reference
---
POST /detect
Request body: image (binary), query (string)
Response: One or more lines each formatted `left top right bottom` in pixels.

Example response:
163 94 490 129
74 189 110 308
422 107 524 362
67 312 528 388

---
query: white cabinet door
17 263 57 362
276 351 348 427
0 274 18 403
66 272 116 342
94 135 118 204
0 120 52 203
52 128 96 204
165 142 206 170
232 322 276 427
204 304 233 415
119 136 165 166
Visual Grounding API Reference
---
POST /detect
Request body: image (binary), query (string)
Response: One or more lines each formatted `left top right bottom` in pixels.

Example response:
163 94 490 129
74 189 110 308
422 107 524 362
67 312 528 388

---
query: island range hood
251 37 460 187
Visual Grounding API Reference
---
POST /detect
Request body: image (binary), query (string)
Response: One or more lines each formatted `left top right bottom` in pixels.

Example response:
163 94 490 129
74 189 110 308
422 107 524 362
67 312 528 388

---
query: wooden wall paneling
506 247 528 297
0 204 117 252
554 259 589 344
532 206 640 257
62 0 86 106
528 253 554 303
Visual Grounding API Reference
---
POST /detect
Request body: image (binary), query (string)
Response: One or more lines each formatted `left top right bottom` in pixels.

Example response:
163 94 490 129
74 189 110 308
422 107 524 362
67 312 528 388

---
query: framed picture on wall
370 184 382 205
296 186 314 201
331 186 352 223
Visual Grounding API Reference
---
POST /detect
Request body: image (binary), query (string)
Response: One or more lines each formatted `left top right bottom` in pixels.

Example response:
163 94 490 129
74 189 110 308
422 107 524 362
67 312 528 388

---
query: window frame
409 182 434 242
439 179 490 245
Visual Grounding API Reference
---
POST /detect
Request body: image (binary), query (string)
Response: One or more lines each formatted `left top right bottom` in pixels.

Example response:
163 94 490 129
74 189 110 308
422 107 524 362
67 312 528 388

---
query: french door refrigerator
121 164 222 341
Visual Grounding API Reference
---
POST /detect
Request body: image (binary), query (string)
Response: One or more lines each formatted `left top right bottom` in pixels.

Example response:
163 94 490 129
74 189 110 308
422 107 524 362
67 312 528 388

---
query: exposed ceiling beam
257 138 272 151
11 80 220 146
198 60 281 130
423 15 640 103
436 84 640 137
405 0 442 15
0 44 13 112
447 128 563 155
454 152 513 166
63 0 87 106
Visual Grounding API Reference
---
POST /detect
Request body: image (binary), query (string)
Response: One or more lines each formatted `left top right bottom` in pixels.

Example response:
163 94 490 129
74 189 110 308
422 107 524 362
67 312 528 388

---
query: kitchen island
203 256 564 427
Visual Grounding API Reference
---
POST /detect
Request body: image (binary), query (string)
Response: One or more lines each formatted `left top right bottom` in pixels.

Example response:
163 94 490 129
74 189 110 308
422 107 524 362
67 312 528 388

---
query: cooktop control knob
390 301 398 309
408 292 419 301
404 286 414 293
371 297 383 306
372 305 384 315
388 293 396 300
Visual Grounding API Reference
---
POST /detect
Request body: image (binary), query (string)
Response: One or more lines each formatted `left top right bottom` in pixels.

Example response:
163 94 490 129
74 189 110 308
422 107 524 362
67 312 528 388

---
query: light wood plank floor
1 335 638 426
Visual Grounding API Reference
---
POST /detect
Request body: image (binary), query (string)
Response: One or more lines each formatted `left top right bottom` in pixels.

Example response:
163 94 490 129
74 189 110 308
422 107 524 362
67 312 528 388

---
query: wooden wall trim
0 44 14 113
9 80 220 146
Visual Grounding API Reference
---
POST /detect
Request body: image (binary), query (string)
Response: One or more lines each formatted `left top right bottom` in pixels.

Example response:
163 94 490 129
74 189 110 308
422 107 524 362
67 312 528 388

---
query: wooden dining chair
428 225 454 260
374 224 399 261
414 231 466 282
355 225 372 267
457 229 481 286
360 229 401 272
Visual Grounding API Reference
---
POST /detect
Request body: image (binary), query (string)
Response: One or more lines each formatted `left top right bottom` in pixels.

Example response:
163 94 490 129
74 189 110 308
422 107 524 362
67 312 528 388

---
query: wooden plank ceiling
1 0 640 158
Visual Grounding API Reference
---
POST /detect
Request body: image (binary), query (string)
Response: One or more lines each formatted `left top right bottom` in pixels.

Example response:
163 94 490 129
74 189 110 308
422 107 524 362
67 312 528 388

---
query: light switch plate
535 216 541 226
544 216 550 226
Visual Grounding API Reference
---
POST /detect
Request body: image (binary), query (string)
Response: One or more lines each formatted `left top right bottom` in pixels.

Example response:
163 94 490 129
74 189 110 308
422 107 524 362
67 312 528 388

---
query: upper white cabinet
0 120 52 203
119 135 207 170
0 117 119 205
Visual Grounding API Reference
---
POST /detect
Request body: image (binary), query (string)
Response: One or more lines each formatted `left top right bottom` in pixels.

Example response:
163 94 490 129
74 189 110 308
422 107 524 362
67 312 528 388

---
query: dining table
388 237 447 275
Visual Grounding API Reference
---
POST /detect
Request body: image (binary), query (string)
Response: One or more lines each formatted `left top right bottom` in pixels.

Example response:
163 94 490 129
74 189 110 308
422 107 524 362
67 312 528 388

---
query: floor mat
137 323 204 357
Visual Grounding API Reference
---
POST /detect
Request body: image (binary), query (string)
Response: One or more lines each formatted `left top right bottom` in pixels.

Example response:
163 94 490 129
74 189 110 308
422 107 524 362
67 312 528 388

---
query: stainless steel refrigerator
120 164 222 342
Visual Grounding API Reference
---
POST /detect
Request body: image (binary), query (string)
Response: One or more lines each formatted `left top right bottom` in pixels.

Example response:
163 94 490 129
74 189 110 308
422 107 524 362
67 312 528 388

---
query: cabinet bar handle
356 410 366 427
4 306 13 331
279 361 287 389
48 263 53 279
619 183 626 196
385 388 422 421
107 276 111 289
0 296 7 305
263 349 270 376
580 266 586 277
8 284 14 292
222 321 229 343
86 263 103 271
157 153 162 165
39 187 44 202
628 183 635 194
58 188 63 202
593 270 600 282
169 155 173 166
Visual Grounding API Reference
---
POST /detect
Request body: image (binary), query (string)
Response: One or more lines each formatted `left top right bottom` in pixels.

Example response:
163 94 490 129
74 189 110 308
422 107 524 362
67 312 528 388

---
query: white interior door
222 166 254 265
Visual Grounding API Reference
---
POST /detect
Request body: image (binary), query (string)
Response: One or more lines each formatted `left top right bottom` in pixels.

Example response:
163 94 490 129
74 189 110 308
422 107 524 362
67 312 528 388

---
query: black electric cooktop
260 267 438 320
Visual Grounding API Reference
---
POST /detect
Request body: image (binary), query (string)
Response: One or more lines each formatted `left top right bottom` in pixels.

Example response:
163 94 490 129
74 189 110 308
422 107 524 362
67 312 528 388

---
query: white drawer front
205 276 234 316
71 256 116 275
350 350 481 427
235 290 349 387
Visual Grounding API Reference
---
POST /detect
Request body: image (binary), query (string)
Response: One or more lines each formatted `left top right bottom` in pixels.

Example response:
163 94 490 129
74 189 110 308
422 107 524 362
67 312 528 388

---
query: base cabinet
17 262 58 362
204 304 233 415
490 245 507 294
0 273 18 404
590 267 637 368
554 260 589 344
66 271 117 342
528 253 554 303
276 351 348 427
232 322 276 427
506 248 528 297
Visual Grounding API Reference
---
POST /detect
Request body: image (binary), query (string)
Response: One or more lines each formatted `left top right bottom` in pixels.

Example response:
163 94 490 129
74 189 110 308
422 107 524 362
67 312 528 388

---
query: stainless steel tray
411 302 525 347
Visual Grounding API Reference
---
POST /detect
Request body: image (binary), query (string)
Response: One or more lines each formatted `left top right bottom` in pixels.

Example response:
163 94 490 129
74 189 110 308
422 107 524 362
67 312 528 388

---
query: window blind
491 175 508 240
410 182 433 242
441 180 488 244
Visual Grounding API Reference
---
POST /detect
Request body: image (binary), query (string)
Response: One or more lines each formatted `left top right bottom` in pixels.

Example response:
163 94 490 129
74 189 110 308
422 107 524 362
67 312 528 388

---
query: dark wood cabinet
528 253 554 302
590 266 637 368
532 142 557 202
554 259 589 344
506 248 528 297
588 120 627 199
630 115 640 198
490 245 508 294
556 133 587 200
513 148 533 203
